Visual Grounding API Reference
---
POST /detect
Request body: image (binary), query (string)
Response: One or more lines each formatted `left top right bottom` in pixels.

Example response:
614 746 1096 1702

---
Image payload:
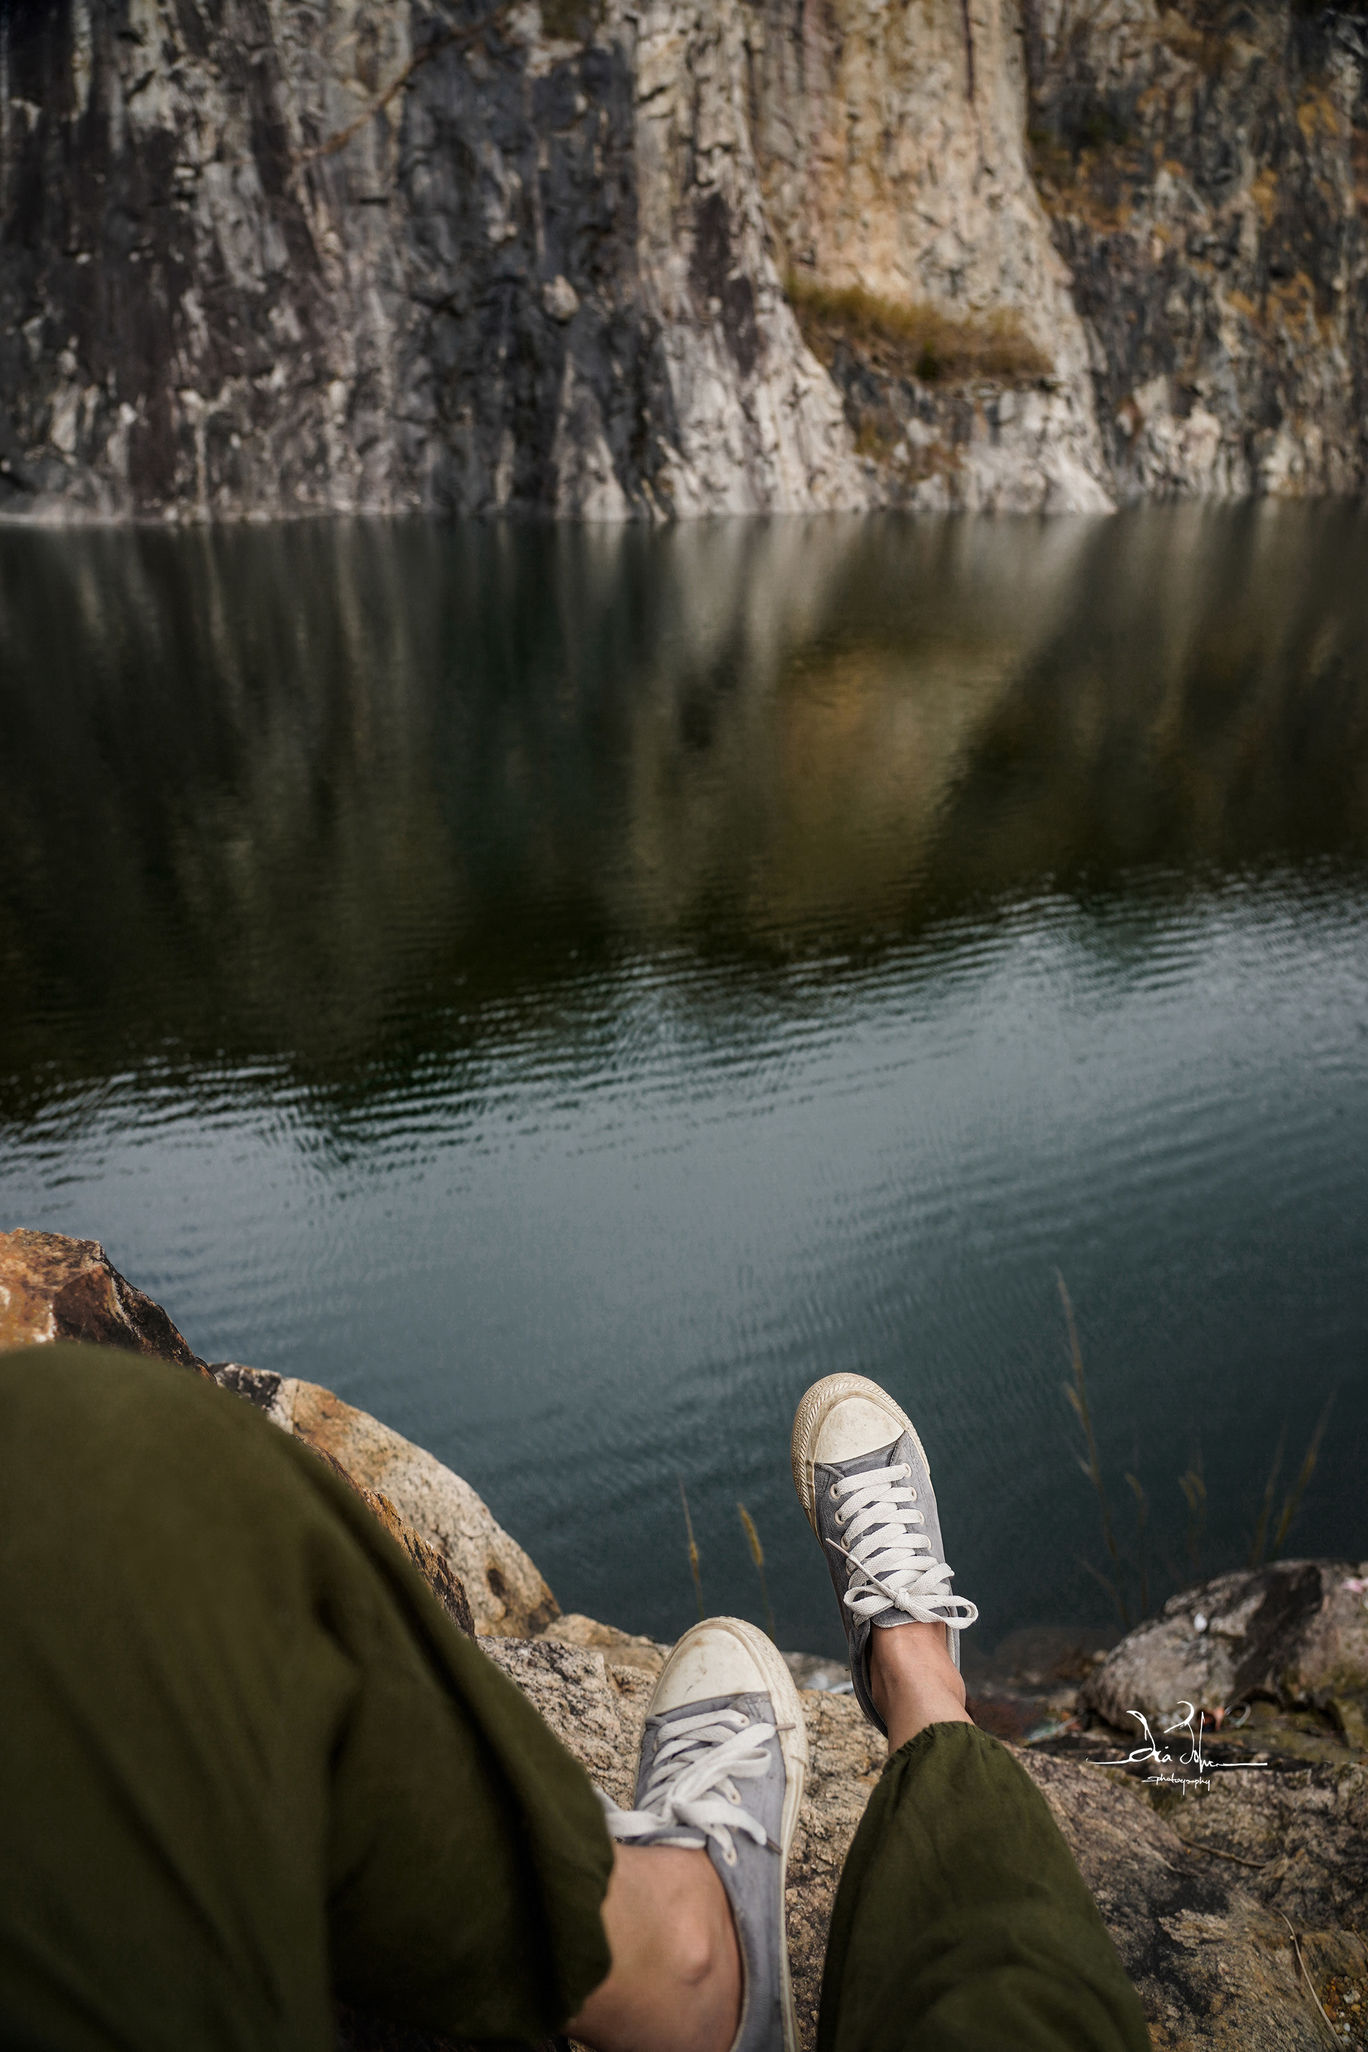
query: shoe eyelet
828 1484 839 1500
722 1843 738 1867
726 1785 742 1804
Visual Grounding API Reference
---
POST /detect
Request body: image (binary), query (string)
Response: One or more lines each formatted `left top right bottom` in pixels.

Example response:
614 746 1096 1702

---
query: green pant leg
0 1343 614 2051
817 1723 1150 2052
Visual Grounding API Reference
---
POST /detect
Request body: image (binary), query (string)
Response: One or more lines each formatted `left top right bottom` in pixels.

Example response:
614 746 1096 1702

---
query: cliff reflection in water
2 503 1366 1120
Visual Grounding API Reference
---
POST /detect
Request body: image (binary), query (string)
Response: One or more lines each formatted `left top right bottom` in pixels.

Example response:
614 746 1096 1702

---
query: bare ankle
666 1855 732 1989
868 1621 971 1750
571 1845 740 2052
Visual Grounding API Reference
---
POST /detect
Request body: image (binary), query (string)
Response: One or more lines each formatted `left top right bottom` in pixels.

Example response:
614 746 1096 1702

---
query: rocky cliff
1 0 1364 522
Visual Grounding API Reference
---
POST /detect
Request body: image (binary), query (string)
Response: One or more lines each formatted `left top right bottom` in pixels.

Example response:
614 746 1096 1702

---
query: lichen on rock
0 1227 209 1372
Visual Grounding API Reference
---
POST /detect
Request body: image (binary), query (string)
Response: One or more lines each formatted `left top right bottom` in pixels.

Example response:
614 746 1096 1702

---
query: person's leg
594 1616 810 2052
866 1618 971 1748
570 1844 741 2052
819 1625 1149 2052
0 1343 749 2052
792 1374 1150 2052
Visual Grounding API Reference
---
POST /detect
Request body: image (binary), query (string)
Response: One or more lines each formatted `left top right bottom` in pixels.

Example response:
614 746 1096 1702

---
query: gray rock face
1083 1559 1368 1750
3 0 1365 521
1025 0 1368 500
0 0 859 523
0 1228 483 1637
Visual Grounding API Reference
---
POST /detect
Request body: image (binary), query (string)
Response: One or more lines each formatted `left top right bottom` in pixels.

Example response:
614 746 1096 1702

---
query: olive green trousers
0 1345 1149 2052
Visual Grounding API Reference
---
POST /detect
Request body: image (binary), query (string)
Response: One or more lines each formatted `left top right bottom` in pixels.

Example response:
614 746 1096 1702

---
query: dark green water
2 504 1365 1655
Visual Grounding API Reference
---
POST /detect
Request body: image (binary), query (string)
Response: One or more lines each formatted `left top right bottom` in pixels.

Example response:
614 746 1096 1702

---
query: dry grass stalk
738 1501 777 1642
1270 1395 1334 1560
679 1479 705 1621
1178 1460 1207 1581
785 272 1052 387
1171 1831 1270 1870
1125 1469 1150 1620
1279 1912 1341 2047
1058 1271 1132 1630
1248 1395 1334 1567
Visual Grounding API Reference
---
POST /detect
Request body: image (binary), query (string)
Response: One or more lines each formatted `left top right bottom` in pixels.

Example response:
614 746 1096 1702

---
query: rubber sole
790 1371 933 1529
653 1616 808 2052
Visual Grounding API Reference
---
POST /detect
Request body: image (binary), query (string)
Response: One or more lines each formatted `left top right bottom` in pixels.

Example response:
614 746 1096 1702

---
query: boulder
0 1229 209 1374
0 1233 483 1636
305 1441 474 1639
1082 1562 1368 1751
540 1610 665 1674
212 1364 558 1639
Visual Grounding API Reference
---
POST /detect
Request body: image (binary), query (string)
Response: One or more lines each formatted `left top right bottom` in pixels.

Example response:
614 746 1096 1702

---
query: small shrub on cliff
540 0 600 37
785 272 1052 387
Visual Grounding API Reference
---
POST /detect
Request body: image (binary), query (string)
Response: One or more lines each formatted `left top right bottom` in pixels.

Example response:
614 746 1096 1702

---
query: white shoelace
828 1461 979 1630
601 1706 777 1867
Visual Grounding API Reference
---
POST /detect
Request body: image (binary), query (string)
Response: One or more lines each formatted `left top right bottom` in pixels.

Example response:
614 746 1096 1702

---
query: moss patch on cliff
539 0 601 37
785 275 1052 387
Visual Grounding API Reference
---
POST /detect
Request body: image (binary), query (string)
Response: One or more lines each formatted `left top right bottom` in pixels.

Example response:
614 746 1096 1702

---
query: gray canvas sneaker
599 1616 808 2052
791 1373 978 1735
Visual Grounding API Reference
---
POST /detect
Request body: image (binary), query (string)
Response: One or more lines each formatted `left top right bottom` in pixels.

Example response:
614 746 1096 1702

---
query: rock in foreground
488 1633 1368 2052
0 1228 209 1374
0 1229 544 1637
1083 1561 1368 1756
215 1363 558 1637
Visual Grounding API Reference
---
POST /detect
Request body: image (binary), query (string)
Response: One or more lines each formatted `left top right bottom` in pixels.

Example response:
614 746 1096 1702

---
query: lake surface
2 504 1365 1657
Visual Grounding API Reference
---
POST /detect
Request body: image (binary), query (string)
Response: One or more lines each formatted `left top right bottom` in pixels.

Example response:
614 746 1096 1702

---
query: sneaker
600 1616 808 2052
790 1372 978 1735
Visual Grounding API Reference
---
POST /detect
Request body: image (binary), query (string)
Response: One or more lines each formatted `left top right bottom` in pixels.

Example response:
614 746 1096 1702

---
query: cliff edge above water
2 1226 1365 2050
4 0 1367 523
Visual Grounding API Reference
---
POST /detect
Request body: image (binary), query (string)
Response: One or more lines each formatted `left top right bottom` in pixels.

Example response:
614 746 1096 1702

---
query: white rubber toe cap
790 1373 929 1525
811 1392 904 1464
652 1616 780 1713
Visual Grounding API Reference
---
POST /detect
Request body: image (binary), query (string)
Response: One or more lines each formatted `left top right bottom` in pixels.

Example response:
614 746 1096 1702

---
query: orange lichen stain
1351 126 1368 213
1297 90 1341 144
1249 167 1279 227
853 413 904 462
1081 195 1132 233
1031 161 1131 232
1226 288 1260 323
1266 270 1320 333
1162 21 1232 77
